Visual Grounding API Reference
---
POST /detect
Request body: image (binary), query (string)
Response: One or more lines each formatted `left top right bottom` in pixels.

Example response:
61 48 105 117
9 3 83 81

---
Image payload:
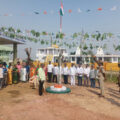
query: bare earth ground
0 81 120 120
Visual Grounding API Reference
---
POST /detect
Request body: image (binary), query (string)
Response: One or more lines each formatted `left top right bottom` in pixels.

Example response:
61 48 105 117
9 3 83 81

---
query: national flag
60 1 64 16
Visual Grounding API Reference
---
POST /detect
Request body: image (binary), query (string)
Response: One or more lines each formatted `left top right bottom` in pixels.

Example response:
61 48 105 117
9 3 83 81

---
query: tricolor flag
60 1 64 16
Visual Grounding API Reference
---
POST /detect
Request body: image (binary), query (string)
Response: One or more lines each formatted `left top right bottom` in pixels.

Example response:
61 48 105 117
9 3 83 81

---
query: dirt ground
0 81 120 120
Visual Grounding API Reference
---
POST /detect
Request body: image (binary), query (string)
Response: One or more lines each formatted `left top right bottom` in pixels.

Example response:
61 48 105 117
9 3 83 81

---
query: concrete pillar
13 43 17 64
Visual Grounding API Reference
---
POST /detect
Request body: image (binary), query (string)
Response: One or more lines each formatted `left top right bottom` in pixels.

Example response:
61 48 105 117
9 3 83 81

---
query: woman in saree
12 65 19 84
7 66 12 85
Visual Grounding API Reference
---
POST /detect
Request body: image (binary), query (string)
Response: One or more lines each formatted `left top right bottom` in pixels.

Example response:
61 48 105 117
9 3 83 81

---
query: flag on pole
60 1 64 16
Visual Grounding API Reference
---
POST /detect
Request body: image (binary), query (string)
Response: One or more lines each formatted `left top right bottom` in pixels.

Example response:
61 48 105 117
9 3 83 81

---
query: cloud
110 6 117 11
78 8 82 13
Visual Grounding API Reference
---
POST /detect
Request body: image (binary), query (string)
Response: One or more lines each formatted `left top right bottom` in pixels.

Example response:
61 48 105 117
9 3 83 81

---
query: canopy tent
0 35 25 44
0 35 25 63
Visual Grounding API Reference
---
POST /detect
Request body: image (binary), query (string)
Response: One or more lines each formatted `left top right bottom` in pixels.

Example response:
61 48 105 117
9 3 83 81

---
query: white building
36 46 120 64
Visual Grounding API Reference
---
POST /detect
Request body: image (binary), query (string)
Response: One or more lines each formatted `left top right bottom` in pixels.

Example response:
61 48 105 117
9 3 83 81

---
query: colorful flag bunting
110 6 117 11
44 11 47 14
78 8 82 13
98 8 102 11
68 9 72 13
34 12 39 14
86 9 91 12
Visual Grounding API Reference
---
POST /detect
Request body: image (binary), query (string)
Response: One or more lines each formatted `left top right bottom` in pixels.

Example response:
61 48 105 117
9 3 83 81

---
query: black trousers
64 75 68 84
39 81 44 96
53 75 57 83
48 72 52 82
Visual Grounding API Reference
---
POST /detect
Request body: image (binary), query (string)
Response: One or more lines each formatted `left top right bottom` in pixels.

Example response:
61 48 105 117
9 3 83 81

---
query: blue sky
0 0 120 34
0 0 120 59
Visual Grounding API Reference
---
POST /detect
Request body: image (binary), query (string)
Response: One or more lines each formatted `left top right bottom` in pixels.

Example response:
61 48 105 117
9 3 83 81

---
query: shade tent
0 35 25 63
0 35 25 44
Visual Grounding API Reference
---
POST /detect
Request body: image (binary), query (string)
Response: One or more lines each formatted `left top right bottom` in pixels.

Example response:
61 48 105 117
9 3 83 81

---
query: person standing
47 61 53 82
62 63 69 84
97 65 105 97
12 65 19 84
84 64 90 87
38 64 46 96
52 64 59 83
16 61 21 82
20 65 27 82
77 64 83 86
70 63 76 86
0 63 3 89
7 66 12 85
26 62 30 81
89 65 96 88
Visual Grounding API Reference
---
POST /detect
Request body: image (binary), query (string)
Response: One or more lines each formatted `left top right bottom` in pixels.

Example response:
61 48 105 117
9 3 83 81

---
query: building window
72 57 75 61
113 57 117 62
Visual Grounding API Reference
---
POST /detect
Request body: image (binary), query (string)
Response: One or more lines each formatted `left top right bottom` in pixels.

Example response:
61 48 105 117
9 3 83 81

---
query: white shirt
69 67 76 76
62 67 69 75
47 64 53 73
77 67 84 77
0 68 3 78
52 66 59 75
83 67 90 77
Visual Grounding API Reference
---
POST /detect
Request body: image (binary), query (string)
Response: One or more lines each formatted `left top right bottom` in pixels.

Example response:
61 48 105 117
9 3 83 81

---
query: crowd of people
0 60 106 96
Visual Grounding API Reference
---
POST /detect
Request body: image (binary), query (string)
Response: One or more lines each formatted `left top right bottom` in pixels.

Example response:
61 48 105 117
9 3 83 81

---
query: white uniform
69 67 76 85
77 67 84 77
20 68 27 82
62 67 69 75
47 64 53 73
83 67 90 77
53 66 59 75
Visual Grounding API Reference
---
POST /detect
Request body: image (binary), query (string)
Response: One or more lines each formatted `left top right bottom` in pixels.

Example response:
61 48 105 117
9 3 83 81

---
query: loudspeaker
118 63 120 68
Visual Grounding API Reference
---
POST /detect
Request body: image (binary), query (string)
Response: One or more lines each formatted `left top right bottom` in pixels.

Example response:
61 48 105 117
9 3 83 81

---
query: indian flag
60 1 64 16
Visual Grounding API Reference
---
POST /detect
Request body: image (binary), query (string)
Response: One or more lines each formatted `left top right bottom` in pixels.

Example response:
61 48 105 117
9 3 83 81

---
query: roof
0 45 13 51
38 47 66 50
0 35 25 44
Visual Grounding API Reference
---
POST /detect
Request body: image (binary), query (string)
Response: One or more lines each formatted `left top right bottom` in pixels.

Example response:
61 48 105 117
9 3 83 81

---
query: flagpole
60 15 62 33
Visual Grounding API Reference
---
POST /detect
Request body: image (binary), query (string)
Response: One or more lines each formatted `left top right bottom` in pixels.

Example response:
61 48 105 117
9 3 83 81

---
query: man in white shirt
47 61 53 82
69 63 76 86
77 64 83 86
83 64 90 87
62 63 69 84
52 64 59 83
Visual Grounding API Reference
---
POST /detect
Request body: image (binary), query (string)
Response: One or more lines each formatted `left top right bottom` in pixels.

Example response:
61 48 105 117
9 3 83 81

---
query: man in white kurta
83 64 90 86
76 64 83 86
69 64 76 86
52 65 59 83
62 63 69 84
47 61 53 82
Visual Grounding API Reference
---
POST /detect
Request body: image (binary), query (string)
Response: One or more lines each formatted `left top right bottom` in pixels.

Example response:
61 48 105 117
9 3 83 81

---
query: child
29 75 38 89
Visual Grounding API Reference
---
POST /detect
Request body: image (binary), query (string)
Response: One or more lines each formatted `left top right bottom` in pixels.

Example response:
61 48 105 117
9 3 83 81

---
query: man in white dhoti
69 63 76 86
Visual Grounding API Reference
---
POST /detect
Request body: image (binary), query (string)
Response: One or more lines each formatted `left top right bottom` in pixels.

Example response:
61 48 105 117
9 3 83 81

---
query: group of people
47 61 105 97
0 60 105 96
